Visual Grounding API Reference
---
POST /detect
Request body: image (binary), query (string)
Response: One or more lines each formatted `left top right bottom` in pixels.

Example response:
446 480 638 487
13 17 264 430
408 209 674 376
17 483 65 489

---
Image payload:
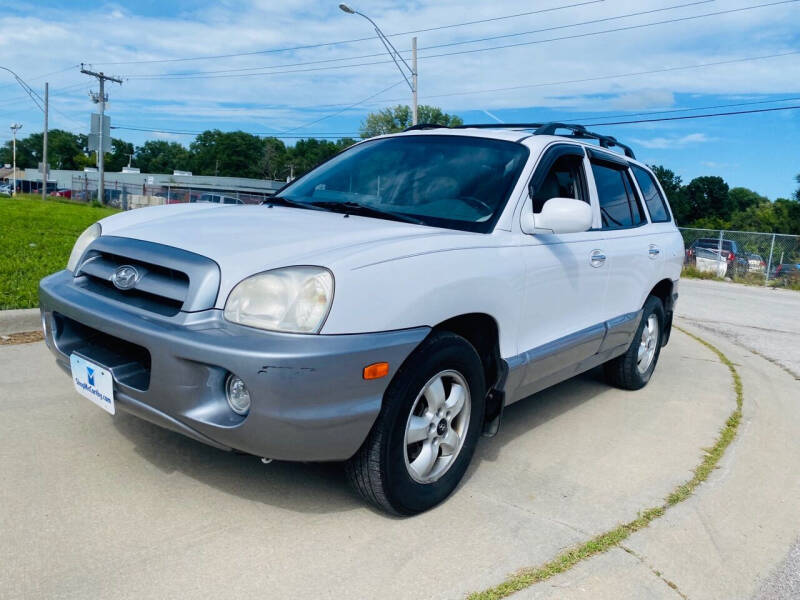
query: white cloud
0 0 798 139
632 132 712 149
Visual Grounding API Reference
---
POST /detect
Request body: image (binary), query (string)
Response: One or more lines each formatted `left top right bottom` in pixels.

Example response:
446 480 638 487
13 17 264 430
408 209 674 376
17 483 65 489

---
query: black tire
604 296 665 390
345 331 486 515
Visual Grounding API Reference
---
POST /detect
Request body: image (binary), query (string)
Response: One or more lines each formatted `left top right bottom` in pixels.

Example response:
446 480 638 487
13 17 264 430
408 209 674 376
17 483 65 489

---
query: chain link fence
69 175 274 209
679 227 800 287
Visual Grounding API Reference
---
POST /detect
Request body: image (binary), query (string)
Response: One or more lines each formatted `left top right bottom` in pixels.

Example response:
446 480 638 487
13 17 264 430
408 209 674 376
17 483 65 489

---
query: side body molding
503 310 643 405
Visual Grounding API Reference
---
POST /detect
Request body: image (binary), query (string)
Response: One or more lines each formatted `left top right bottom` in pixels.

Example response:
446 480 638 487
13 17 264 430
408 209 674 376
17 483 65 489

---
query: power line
281 80 405 132
125 0 713 79
562 95 800 123
125 0 799 81
89 0 605 66
111 125 361 138
112 104 800 140
407 50 800 102
125 0 714 79
583 103 800 126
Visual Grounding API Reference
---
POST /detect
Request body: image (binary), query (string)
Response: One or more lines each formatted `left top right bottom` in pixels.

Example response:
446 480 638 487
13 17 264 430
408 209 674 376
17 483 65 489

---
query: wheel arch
645 278 676 346
430 312 506 436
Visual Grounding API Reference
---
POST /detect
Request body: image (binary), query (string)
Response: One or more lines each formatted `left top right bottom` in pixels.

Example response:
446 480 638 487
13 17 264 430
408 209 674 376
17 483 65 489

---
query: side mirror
521 197 593 235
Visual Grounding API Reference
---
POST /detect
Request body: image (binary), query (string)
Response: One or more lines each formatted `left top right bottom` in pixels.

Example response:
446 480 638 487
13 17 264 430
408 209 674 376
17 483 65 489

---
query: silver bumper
40 270 428 461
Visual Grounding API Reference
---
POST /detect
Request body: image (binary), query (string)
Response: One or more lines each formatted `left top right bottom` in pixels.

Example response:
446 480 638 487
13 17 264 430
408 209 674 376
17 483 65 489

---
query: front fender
322 245 524 359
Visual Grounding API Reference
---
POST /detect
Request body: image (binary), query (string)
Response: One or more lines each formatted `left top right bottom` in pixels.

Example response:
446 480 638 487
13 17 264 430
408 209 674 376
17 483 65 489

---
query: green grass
681 265 721 281
467 327 743 600
0 194 118 310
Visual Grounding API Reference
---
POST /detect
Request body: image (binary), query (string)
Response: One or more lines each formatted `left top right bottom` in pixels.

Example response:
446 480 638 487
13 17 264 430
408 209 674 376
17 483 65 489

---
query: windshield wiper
262 196 326 211
309 200 424 225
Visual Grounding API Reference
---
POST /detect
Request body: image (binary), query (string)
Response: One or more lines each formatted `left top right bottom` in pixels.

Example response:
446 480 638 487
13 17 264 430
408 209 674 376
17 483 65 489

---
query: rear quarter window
631 165 671 223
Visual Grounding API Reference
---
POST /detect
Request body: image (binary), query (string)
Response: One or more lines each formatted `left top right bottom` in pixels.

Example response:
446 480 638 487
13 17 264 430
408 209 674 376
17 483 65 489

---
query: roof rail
403 123 449 131
402 121 636 159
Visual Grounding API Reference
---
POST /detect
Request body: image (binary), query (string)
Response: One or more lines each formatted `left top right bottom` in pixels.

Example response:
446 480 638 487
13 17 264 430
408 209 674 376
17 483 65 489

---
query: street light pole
10 123 22 197
339 4 418 125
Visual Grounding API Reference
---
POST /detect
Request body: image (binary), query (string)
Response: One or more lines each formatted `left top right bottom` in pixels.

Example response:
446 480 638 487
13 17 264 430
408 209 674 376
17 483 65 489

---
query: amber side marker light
363 362 390 380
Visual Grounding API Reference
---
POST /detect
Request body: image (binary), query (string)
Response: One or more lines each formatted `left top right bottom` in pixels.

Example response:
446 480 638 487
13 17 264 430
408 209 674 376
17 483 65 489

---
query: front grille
78 251 188 316
53 313 151 391
73 236 221 317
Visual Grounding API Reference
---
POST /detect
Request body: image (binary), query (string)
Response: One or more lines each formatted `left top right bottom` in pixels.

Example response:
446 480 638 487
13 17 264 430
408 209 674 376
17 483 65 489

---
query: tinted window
592 163 644 229
531 154 586 213
280 135 530 233
632 165 671 222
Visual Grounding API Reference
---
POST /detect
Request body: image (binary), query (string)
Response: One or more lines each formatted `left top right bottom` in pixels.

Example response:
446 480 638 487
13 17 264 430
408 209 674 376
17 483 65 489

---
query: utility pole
42 82 48 200
126 153 133 168
411 37 418 125
10 123 22 197
81 64 122 204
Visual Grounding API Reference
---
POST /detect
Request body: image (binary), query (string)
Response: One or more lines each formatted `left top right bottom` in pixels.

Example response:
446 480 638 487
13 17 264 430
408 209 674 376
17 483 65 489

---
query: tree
680 176 732 224
259 137 288 180
0 129 88 170
189 129 265 178
360 105 463 138
284 137 357 179
729 187 767 213
795 173 800 202
105 138 135 172
134 140 192 174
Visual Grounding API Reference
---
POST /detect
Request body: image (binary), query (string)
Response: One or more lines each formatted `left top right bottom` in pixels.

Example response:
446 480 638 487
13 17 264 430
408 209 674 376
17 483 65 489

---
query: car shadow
112 367 609 516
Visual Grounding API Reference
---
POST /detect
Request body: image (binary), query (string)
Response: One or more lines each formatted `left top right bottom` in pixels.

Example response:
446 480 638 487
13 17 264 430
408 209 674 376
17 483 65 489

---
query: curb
0 308 41 335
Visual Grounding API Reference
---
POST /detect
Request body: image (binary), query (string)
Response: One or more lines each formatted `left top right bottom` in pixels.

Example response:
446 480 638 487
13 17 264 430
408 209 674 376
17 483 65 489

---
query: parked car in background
747 253 766 273
771 263 800 284
0 183 11 197
49 189 72 198
686 238 748 276
192 193 243 205
39 122 683 514
694 247 728 278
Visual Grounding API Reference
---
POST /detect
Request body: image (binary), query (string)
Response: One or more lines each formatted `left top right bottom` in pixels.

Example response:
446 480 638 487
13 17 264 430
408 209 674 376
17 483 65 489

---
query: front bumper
40 270 429 461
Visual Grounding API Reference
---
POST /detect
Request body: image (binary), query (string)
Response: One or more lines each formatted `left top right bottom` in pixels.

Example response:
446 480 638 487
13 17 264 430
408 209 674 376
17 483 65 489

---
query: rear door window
591 162 646 229
631 165 671 222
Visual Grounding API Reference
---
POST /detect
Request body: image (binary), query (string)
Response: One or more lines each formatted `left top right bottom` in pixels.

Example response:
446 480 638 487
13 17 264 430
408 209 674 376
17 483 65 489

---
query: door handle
648 245 661 259
590 249 606 268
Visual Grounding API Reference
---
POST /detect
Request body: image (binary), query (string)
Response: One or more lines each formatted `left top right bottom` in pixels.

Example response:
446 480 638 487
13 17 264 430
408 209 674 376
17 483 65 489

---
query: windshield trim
276 134 531 234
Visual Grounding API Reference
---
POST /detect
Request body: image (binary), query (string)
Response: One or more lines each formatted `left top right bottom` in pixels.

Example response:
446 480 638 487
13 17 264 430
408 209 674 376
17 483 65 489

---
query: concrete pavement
1 330 734 599
0 308 39 336
515 322 800 600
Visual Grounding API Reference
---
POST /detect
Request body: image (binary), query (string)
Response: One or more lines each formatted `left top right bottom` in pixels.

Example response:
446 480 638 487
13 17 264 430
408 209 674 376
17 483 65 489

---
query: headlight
224 266 334 334
67 223 102 273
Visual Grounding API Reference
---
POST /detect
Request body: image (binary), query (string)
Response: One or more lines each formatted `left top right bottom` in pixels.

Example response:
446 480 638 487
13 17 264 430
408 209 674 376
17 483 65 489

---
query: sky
0 0 798 199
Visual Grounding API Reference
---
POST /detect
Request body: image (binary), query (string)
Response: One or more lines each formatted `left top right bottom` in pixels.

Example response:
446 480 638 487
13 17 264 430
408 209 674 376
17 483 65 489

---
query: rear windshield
279 135 530 233
696 239 733 250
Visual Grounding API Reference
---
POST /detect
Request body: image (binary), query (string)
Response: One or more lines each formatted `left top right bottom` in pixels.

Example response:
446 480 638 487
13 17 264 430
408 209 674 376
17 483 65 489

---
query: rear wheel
604 296 664 390
346 331 485 515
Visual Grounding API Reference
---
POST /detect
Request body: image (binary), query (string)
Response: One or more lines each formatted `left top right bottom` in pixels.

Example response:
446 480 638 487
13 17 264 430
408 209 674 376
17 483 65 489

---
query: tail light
727 252 735 262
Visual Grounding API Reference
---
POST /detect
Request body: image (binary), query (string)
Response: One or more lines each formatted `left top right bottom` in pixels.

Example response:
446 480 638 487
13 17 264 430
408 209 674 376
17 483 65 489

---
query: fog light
225 374 251 415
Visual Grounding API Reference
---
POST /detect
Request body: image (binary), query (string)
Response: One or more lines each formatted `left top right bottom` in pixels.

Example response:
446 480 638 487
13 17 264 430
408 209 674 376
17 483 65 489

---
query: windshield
278 135 529 233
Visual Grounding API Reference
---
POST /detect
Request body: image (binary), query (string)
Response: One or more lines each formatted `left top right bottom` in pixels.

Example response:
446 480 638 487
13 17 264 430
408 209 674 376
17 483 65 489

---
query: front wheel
346 331 485 515
604 296 665 390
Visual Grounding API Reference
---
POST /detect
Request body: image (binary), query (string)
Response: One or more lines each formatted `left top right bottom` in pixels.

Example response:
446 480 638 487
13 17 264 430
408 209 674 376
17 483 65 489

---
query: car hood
99 202 460 285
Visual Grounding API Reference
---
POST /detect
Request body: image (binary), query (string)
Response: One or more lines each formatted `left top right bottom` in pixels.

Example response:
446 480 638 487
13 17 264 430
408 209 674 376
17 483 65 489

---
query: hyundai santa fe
40 122 683 514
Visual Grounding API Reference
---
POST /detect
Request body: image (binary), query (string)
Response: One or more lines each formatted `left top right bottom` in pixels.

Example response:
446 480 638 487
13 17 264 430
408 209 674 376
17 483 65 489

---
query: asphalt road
675 278 800 378
1 280 798 599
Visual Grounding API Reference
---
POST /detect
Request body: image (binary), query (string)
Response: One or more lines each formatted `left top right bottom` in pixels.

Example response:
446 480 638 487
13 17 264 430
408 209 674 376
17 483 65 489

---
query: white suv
40 122 683 514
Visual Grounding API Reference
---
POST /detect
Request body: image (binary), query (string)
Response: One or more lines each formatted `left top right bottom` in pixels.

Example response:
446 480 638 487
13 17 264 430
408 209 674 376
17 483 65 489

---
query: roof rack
402 121 636 159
